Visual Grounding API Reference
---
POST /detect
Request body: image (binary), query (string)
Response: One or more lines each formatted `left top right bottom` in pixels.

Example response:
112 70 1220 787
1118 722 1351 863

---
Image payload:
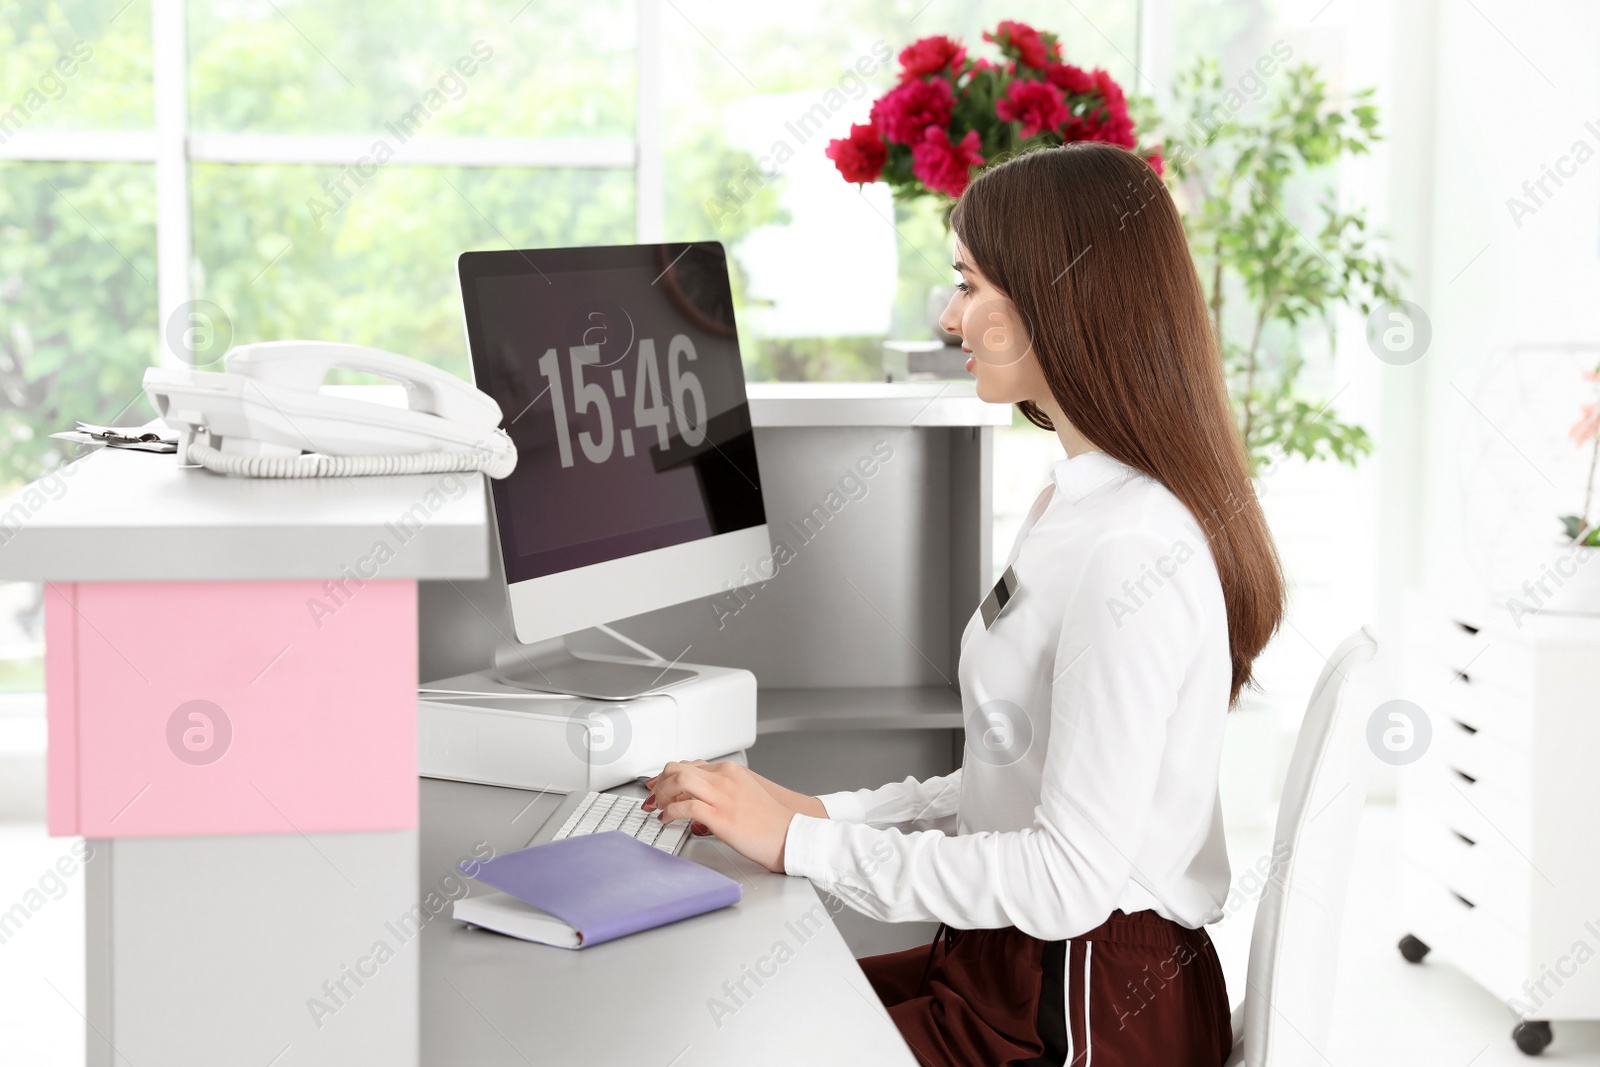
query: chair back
1229 627 1378 1066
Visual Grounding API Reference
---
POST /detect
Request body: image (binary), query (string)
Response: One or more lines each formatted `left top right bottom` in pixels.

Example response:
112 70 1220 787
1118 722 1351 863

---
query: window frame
0 0 664 369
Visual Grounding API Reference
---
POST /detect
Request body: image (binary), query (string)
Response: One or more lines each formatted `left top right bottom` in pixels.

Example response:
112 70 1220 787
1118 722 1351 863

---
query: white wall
1408 0 1600 613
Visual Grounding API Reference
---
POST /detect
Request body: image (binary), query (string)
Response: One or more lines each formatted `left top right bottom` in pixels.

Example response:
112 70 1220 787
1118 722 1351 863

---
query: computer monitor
458 242 770 699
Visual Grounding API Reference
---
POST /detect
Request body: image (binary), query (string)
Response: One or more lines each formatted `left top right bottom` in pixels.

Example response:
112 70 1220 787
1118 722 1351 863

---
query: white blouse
782 449 1235 939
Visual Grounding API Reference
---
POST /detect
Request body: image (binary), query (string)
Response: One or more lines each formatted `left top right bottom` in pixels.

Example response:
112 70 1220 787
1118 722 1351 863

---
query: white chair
1224 627 1378 1066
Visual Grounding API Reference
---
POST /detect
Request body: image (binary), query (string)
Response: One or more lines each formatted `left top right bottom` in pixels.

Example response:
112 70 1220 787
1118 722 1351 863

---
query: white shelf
756 686 962 735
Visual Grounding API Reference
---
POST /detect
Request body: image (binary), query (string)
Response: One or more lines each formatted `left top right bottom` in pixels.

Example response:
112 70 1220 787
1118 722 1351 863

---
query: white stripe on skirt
1083 941 1093 1067
1064 940 1074 1066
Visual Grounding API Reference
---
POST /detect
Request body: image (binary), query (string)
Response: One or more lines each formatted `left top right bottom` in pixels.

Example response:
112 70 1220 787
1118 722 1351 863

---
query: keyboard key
552 791 690 854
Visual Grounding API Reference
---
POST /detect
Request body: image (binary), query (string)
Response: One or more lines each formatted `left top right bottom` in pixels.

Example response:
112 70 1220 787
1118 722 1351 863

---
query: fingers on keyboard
554 791 688 853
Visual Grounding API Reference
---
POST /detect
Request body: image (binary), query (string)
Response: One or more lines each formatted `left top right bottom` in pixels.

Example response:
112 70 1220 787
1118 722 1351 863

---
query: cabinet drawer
1407 660 1531 753
1405 811 1530 932
1450 672 1531 750
1402 860 1529 1003
1432 617 1535 702
1402 758 1532 855
1433 711 1531 797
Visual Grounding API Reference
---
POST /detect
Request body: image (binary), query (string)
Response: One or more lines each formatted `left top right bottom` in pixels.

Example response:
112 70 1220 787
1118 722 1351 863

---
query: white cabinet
1400 602 1600 1055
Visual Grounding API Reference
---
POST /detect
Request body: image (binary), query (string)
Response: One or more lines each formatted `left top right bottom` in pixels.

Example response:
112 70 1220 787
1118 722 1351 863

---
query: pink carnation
870 76 956 144
983 20 1056 70
995 79 1070 138
911 127 985 198
1044 61 1096 96
1571 372 1600 445
898 35 966 80
1075 68 1135 146
1090 110 1137 147
1094 68 1128 110
824 123 887 184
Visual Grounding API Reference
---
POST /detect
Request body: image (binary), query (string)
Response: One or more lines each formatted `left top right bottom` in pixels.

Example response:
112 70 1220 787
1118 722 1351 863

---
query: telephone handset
143 341 517 478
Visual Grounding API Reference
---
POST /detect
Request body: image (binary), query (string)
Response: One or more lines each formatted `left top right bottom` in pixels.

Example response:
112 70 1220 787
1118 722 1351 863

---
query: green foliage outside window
0 0 788 490
0 161 157 486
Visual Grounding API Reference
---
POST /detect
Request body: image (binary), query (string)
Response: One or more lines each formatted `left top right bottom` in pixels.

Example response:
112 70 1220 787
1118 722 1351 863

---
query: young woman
644 142 1284 1067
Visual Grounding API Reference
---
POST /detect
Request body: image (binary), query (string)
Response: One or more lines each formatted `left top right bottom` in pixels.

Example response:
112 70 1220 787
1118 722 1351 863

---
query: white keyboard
551 791 690 854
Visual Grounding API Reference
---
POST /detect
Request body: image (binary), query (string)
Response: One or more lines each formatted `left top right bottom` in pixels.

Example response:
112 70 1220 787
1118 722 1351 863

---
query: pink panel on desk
46 579 417 838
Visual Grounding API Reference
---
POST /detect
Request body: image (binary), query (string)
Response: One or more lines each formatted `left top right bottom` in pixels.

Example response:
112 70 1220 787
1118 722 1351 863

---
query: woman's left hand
642 760 796 872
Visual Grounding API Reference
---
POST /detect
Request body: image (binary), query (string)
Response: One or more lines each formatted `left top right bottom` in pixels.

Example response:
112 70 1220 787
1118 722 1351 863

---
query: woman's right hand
643 761 826 831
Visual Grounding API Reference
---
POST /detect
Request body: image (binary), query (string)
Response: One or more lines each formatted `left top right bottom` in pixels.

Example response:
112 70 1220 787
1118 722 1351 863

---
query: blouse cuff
782 813 835 880
816 790 868 823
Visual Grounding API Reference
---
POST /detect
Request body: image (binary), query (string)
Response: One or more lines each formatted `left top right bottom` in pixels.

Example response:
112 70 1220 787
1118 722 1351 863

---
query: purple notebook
457 831 741 948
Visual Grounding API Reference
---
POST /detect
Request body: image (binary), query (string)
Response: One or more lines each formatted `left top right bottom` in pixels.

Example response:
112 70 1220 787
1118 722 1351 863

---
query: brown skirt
858 909 1232 1067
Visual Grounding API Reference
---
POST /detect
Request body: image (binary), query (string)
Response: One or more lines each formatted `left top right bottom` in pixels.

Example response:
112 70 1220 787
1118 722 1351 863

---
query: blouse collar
1050 450 1136 504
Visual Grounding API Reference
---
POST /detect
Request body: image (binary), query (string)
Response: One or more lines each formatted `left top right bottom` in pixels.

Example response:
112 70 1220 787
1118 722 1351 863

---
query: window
655 2 1139 589
2 2 161 691
7 2 1349 715
1 0 649 477
189 163 635 379
0 0 652 691
660 0 1137 380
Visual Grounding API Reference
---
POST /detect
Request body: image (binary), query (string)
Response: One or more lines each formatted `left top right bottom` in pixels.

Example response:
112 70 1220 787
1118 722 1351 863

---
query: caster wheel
1512 1020 1553 1056
1397 933 1431 964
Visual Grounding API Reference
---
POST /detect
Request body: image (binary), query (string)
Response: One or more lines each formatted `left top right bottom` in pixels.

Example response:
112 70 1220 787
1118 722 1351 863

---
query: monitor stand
492 637 698 701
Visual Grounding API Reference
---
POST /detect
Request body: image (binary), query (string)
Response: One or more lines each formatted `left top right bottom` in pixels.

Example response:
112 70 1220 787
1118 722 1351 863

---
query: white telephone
143 341 517 479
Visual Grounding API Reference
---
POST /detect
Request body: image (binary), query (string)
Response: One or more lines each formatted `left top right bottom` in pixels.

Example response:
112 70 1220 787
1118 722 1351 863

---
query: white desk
0 446 488 580
0 382 1007 1064
0 448 488 1065
421 778 917 1066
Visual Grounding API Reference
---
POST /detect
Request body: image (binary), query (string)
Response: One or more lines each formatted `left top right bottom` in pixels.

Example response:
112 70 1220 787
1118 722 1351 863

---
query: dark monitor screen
459 242 766 586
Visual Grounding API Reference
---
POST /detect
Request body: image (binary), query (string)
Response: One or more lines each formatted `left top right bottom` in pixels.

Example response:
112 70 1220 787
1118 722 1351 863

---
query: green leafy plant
1156 58 1402 475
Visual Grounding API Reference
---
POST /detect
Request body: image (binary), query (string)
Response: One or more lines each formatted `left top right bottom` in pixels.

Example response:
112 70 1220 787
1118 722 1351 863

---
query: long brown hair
951 143 1284 704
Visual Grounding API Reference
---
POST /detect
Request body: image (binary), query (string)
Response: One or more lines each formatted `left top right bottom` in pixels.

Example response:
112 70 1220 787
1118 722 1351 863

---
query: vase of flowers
824 21 1159 204
825 21 1157 347
1543 362 1600 616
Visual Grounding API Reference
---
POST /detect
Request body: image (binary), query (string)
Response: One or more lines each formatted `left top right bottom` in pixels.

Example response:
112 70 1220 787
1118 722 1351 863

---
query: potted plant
1155 58 1403 477
1541 362 1600 615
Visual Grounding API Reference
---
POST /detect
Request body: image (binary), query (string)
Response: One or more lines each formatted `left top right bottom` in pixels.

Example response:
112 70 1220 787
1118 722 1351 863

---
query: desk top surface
0 447 491 581
420 777 916 1067
0 382 1004 583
